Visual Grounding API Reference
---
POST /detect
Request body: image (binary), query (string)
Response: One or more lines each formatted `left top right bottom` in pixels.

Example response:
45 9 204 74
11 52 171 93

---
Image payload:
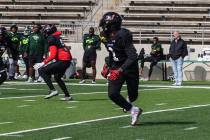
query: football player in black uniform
0 27 9 85
100 12 143 126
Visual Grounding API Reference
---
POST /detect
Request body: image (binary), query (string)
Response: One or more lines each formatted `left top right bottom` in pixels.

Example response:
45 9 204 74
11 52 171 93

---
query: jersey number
108 47 119 62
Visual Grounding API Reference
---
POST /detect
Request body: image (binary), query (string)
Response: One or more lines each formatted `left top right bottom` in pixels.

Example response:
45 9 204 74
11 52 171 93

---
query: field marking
65 106 77 109
17 105 31 108
184 127 198 131
0 87 171 100
0 122 13 125
4 81 210 89
52 137 72 140
156 103 167 106
3 134 23 137
0 104 210 136
18 89 45 91
23 99 36 102
120 125 133 129
0 87 16 89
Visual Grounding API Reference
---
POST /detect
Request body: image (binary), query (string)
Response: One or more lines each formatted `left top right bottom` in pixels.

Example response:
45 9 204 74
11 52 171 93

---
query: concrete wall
67 43 210 81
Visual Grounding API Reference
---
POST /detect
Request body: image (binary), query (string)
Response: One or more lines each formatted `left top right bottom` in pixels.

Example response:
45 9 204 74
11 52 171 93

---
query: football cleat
131 107 143 126
79 80 85 84
44 90 58 99
60 96 73 101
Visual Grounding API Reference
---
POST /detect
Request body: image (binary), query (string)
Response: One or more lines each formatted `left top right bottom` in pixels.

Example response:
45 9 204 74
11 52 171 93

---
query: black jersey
104 28 138 71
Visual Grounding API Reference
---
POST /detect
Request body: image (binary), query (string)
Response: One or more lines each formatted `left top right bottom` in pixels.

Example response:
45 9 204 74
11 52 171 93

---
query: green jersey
83 34 101 53
28 32 47 56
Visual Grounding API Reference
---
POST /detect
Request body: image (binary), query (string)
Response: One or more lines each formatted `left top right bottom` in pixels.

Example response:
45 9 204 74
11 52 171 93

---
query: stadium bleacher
0 0 97 42
121 0 210 44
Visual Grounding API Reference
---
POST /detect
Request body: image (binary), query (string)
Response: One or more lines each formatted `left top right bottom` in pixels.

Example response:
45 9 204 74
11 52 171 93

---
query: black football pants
108 69 139 111
39 61 70 97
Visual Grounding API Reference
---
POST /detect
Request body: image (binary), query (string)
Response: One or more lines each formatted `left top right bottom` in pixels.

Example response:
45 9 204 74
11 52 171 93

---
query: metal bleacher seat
121 0 210 44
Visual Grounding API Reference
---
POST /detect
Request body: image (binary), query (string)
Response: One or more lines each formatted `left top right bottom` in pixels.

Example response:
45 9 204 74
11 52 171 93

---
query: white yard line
18 89 45 91
120 125 133 129
184 127 198 131
52 137 72 140
23 100 36 102
65 106 77 109
156 103 167 106
0 88 171 100
0 104 209 136
0 122 13 125
17 105 31 108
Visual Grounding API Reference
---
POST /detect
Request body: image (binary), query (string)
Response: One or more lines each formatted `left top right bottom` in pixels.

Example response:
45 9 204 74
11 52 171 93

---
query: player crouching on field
33 24 73 101
100 12 143 126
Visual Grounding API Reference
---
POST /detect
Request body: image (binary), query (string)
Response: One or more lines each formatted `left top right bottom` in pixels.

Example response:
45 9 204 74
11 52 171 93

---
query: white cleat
44 90 59 99
91 80 96 84
131 107 143 126
60 96 73 101
79 80 86 84
172 83 177 86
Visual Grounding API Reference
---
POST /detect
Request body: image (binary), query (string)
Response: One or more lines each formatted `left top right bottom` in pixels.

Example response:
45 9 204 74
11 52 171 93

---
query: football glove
101 63 109 78
109 69 122 81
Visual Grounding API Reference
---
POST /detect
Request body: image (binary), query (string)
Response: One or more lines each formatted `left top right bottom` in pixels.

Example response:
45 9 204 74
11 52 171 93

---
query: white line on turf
17 105 31 108
156 103 167 106
23 100 36 102
4 81 210 89
3 134 23 137
0 104 209 136
0 122 13 125
0 87 16 89
184 127 198 131
120 125 133 129
18 89 45 91
0 87 171 100
66 106 77 109
52 137 72 140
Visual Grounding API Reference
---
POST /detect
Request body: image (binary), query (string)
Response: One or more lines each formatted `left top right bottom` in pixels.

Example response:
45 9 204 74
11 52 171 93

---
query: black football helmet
43 24 57 37
99 12 122 36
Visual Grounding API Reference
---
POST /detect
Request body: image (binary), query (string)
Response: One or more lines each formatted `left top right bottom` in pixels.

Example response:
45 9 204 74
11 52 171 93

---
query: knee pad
0 70 7 85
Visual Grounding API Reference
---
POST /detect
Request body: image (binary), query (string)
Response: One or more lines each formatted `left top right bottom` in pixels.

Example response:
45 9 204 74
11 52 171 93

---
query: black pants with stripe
108 68 139 111
39 60 71 97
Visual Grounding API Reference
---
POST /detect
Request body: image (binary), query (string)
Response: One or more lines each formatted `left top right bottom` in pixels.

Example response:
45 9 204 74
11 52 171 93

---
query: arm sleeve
182 41 188 58
93 35 101 50
120 32 138 71
43 45 57 64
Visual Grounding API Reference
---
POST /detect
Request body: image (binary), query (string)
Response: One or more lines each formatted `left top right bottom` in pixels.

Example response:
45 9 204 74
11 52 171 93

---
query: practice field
0 80 210 140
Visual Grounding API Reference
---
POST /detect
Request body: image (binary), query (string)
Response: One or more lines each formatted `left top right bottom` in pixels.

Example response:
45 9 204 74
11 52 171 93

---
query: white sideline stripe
184 127 198 130
156 103 167 106
142 84 210 89
66 106 77 109
0 122 13 125
52 137 72 140
24 99 36 102
0 88 170 100
0 87 16 89
4 81 210 89
18 89 45 91
120 125 133 129
17 105 31 108
0 104 209 136
4 134 23 137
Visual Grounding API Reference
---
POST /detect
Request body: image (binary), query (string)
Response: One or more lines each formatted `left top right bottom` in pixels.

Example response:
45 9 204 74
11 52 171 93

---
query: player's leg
108 75 133 111
126 68 143 126
54 62 72 101
39 62 60 99
90 59 96 84
79 54 88 84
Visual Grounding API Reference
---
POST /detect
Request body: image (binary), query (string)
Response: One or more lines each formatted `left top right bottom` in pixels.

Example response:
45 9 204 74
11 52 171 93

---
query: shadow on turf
139 121 197 126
